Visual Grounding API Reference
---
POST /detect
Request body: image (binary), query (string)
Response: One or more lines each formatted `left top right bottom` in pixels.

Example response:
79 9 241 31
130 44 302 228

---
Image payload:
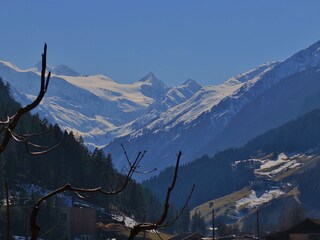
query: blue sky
1 1 320 86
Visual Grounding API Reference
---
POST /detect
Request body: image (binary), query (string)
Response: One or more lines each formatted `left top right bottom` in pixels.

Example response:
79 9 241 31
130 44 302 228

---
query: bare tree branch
21 129 57 137
133 168 157 174
30 149 145 240
24 140 62 156
155 230 164 240
156 151 182 225
0 44 60 155
0 116 10 125
74 191 92 199
165 184 195 227
121 143 132 167
128 151 195 240
7 127 62 155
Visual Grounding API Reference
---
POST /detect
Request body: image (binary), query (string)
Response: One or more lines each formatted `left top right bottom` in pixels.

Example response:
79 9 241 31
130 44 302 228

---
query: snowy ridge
137 82 243 135
106 61 281 174
0 61 202 148
120 79 203 135
85 79 203 148
106 40 320 177
226 61 280 84
34 62 81 76
132 61 279 136
62 74 155 108
209 40 320 125
3 40 320 163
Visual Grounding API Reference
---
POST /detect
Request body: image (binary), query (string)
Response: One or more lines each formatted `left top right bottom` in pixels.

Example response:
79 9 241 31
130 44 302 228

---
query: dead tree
128 151 195 240
0 44 60 240
0 43 60 155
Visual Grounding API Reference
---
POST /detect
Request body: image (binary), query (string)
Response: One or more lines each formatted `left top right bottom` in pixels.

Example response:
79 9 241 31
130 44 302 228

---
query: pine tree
190 211 207 235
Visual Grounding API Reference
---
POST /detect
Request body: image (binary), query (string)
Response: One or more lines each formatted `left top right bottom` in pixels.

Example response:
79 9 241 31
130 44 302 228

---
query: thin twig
121 143 132 167
0 44 61 155
155 230 164 240
74 191 92 199
128 151 195 240
165 184 195 227
30 149 143 239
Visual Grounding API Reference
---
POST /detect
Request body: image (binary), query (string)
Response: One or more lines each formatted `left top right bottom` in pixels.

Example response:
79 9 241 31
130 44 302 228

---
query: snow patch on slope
236 189 285 210
62 74 155 109
254 152 309 178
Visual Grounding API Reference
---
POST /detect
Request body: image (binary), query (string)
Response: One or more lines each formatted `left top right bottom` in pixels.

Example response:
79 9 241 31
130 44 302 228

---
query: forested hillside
144 108 320 208
0 78 183 236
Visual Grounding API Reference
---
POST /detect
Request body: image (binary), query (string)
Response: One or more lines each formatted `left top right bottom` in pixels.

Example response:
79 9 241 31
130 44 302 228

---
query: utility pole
143 208 146 240
5 182 11 240
212 209 215 240
256 209 260 240
25 200 28 240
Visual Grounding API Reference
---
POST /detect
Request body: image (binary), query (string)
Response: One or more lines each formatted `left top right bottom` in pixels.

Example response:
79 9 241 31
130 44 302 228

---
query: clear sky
1 0 320 86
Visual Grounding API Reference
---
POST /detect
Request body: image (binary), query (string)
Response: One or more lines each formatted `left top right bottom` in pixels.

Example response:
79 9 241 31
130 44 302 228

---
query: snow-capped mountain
118 78 203 133
105 62 278 172
106 40 320 179
91 77 203 147
0 61 201 148
3 40 320 180
34 62 81 76
137 72 168 100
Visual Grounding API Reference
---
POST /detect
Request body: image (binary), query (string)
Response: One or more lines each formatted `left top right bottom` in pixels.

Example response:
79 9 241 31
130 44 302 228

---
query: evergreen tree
174 204 190 233
190 211 207 235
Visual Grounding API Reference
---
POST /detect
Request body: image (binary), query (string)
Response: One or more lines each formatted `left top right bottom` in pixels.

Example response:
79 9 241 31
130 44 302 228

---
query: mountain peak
139 72 159 83
138 72 167 88
183 78 200 86
35 62 81 77
182 79 202 91
138 72 167 100
146 72 156 79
